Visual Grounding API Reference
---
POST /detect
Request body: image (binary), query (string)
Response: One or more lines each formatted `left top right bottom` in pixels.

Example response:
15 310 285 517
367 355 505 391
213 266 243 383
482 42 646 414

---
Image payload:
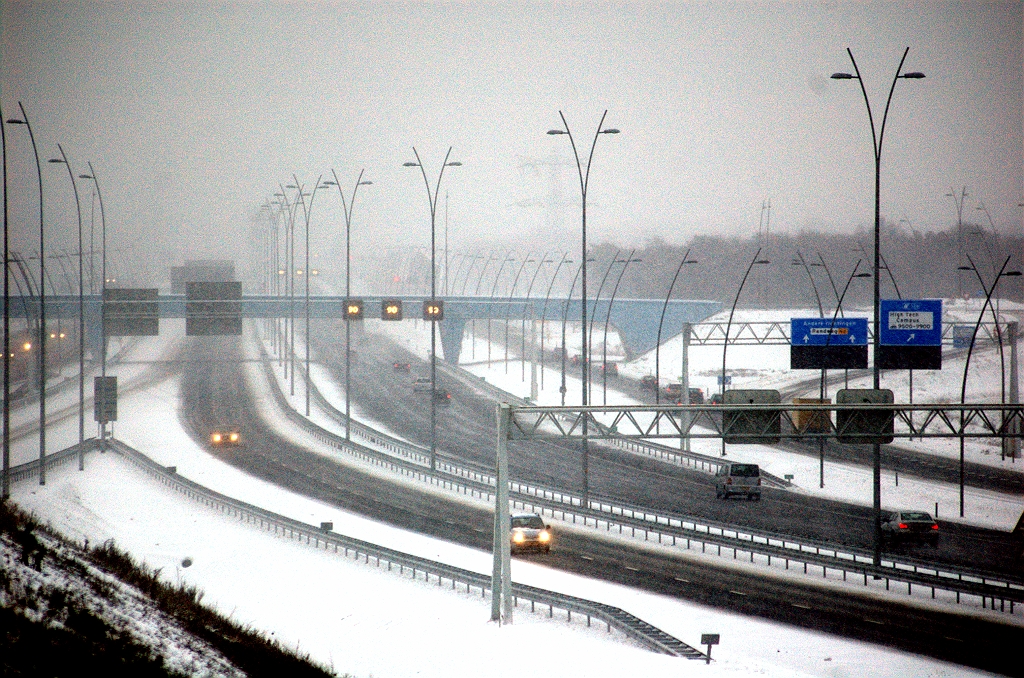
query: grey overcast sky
2 1 1021 285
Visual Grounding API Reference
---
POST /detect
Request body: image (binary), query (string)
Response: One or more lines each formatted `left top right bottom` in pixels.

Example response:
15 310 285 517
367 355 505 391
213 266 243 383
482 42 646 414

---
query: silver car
510 512 552 553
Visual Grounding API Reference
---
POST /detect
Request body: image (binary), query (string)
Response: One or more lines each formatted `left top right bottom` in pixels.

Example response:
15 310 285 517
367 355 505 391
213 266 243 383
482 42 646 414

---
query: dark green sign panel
103 288 159 336
186 281 242 336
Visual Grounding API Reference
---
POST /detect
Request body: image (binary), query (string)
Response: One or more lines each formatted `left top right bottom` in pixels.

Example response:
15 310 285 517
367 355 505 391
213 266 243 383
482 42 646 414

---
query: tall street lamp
518 255 553 381
326 168 372 441
547 111 620 414
403 147 461 469
721 248 770 455
8 103 47 484
485 253 515 364
77 163 107 452
957 255 1020 515
1 99 9 498
947 186 969 297
655 249 697 408
292 173 331 417
502 253 536 373
538 252 571 391
602 251 641 404
831 45 924 566
48 146 86 471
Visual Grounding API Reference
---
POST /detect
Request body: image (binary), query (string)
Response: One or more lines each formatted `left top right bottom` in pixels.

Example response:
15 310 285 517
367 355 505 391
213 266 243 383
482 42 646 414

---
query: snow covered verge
0 501 333 677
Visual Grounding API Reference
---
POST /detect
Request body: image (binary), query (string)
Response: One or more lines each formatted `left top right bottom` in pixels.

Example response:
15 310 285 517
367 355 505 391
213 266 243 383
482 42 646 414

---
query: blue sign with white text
791 318 868 346
879 299 942 346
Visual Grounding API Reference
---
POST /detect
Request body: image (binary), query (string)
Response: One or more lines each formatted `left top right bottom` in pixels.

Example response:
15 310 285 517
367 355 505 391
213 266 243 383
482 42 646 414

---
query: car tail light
931 523 939 530
898 523 908 529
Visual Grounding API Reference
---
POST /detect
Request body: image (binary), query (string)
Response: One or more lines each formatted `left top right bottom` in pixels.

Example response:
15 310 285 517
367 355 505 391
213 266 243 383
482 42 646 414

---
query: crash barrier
262 334 1024 615
99 439 701 659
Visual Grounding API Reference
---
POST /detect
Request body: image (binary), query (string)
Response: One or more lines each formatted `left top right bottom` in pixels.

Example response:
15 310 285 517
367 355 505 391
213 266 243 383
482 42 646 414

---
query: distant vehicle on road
510 512 551 553
393 361 411 373
640 375 658 391
600 362 619 376
432 388 452 405
709 393 723 405
210 429 240 446
715 462 761 500
881 511 939 546
662 383 704 404
412 377 431 392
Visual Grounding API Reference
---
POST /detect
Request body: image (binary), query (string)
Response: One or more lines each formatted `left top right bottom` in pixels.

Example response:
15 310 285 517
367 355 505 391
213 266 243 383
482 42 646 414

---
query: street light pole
957 255 1019 516
503 253 536 373
831 45 924 566
602 251 640 404
7 103 46 484
947 186 969 298
78 163 107 453
721 248 770 455
538 252 571 391
327 168 372 441
403 147 461 470
655 249 696 408
1 99 9 499
48 146 86 471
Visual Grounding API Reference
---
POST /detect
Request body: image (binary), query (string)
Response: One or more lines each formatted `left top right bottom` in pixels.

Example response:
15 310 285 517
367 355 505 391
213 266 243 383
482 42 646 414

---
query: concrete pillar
1006 322 1020 459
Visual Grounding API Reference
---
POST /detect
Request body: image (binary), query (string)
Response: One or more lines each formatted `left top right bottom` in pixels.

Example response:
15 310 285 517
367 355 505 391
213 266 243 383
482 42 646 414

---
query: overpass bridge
4 294 723 365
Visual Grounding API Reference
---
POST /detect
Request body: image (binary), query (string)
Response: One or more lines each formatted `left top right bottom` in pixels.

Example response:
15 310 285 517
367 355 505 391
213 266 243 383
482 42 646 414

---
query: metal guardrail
100 438 700 659
265 338 1024 616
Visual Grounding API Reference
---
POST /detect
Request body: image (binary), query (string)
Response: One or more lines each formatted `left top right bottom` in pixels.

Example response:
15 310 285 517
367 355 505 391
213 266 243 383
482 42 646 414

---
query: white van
715 463 762 501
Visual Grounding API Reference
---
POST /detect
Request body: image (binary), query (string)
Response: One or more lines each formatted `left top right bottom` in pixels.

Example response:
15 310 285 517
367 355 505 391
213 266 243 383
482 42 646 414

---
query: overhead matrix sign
790 317 868 369
877 299 942 370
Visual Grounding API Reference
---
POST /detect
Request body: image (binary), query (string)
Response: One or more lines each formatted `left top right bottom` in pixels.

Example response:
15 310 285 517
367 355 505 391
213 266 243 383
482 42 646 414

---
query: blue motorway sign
791 317 868 346
879 299 942 346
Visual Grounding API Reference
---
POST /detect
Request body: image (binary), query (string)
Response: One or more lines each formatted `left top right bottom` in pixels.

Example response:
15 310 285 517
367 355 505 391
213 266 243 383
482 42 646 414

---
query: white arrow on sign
906 333 916 343
803 334 810 343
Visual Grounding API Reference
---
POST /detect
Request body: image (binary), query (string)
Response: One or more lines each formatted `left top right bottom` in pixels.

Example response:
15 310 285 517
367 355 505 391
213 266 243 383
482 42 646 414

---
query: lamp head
830 72 856 80
359 180 373 185
48 158 66 164
6 118 25 124
600 128 620 134
901 72 925 79
546 129 567 135
402 161 419 167
445 161 462 167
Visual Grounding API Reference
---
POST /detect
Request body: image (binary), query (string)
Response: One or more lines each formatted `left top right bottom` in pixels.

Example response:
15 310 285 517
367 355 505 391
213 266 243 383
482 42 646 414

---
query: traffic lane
183 339 1021 677
537 529 1024 678
319 330 1023 576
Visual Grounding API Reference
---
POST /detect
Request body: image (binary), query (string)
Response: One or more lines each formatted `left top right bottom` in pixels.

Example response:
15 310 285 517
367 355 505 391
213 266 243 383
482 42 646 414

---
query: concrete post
1006 322 1020 459
491 403 512 624
681 322 691 452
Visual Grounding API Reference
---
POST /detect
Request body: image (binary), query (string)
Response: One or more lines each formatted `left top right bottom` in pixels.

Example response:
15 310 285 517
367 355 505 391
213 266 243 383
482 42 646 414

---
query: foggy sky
2 1 1021 288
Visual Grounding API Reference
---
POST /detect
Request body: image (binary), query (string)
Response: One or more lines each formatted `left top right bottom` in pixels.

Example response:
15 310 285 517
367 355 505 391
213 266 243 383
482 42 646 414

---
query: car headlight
211 433 222 444
539 530 550 542
229 432 240 443
512 531 525 543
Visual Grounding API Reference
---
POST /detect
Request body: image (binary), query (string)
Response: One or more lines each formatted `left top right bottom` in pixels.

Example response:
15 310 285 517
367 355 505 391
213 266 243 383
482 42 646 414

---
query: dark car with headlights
881 510 939 546
510 512 552 553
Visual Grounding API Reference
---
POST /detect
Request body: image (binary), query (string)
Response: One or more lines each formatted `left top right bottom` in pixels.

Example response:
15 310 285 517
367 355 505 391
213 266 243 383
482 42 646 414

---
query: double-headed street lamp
547 111 619 412
7 103 46 484
324 168 372 441
957 255 1021 515
831 46 924 566
403 147 462 469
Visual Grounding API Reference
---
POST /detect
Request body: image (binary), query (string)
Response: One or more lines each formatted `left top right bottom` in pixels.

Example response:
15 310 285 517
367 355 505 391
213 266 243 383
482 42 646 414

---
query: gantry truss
687 320 1008 346
507 403 1024 441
